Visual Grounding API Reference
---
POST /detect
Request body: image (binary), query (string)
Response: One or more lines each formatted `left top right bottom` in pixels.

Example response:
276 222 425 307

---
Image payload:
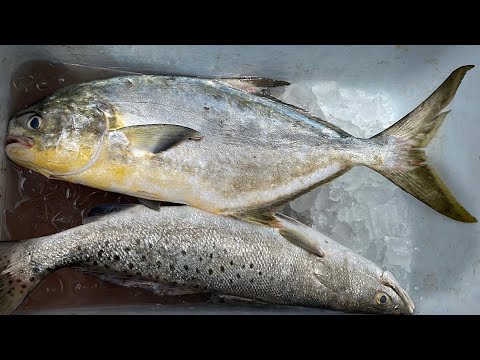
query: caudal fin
368 65 477 223
0 242 42 315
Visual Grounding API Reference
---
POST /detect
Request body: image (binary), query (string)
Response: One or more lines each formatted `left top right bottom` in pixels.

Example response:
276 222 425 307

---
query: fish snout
381 270 415 314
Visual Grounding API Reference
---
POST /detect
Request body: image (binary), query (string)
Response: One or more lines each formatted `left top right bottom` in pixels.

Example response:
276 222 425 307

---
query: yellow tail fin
368 65 476 223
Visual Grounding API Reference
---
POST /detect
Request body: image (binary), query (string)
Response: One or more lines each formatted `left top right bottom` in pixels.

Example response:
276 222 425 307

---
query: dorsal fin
260 94 352 138
217 76 351 138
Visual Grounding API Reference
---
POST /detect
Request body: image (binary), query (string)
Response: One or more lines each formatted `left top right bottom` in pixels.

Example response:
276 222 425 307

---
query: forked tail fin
368 65 476 223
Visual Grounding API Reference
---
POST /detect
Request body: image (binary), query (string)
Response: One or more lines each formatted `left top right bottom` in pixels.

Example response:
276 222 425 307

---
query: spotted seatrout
0 205 415 315
5 66 476 223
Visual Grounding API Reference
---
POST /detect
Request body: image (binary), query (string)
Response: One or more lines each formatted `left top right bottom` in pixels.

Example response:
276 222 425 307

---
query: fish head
313 250 415 315
6 87 107 178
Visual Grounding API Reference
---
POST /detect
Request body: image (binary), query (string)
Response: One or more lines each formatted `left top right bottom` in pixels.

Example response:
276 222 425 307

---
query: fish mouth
381 270 415 314
5 135 34 148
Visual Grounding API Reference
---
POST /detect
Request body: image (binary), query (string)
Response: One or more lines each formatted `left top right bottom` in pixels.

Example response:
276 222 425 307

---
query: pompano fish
0 205 415 315
5 65 476 223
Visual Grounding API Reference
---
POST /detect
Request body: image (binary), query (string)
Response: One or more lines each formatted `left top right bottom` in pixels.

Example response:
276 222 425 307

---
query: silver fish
0 205 414 315
5 66 475 223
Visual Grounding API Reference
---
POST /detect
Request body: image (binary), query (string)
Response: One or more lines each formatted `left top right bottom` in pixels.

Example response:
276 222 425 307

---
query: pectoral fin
116 124 202 154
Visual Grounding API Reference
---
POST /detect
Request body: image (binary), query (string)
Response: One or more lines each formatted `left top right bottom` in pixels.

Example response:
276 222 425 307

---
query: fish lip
381 270 415 314
5 135 34 148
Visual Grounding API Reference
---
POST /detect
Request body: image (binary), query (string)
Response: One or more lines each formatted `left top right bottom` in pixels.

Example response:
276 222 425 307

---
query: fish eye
27 115 43 130
375 292 391 306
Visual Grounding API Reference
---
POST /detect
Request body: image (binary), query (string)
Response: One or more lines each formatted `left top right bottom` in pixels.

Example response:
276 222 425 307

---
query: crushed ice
278 80 415 289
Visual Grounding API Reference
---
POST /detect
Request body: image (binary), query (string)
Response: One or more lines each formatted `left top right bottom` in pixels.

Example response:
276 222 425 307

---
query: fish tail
0 242 42 315
366 65 476 223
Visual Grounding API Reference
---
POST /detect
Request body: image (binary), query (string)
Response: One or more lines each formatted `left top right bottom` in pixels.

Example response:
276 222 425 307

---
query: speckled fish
5 65 476 223
0 205 414 315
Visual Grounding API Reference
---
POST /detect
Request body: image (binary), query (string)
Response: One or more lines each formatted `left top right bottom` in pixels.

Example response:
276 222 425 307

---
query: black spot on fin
116 124 202 154
0 242 44 315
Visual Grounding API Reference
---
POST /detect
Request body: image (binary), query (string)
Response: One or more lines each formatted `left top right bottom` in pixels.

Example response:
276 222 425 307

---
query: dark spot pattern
220 266 225 272
181 250 187 255
208 269 213 275
114 255 120 261
128 263 134 269
184 265 189 271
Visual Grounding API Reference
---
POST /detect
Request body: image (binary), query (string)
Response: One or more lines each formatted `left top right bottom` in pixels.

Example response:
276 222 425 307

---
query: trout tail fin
367 65 476 223
0 241 43 315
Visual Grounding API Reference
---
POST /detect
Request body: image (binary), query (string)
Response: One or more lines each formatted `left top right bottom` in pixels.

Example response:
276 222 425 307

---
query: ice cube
279 77 415 287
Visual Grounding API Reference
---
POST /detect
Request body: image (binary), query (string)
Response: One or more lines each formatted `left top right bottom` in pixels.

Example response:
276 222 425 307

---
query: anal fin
232 210 324 258
217 77 290 94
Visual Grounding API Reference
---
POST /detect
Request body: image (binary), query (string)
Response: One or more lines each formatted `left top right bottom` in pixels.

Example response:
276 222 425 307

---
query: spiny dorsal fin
115 124 202 154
